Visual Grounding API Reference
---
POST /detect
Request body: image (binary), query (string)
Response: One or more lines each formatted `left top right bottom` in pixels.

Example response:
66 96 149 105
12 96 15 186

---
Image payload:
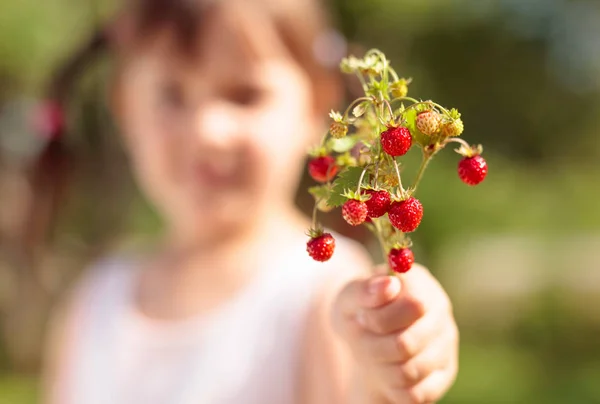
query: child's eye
224 85 267 106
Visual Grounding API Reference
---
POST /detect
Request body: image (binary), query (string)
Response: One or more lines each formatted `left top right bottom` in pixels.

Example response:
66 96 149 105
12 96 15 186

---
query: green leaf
403 108 430 147
329 135 360 153
309 185 331 201
326 166 365 207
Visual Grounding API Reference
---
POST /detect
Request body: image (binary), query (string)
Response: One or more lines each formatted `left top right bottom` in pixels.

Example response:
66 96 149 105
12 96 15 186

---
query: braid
23 28 109 253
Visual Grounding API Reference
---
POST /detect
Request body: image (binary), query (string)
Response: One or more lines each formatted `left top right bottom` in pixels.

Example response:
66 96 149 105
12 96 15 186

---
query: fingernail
356 309 367 327
368 276 389 295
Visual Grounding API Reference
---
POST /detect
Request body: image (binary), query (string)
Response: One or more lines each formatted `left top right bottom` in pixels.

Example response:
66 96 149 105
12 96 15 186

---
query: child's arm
298 247 458 404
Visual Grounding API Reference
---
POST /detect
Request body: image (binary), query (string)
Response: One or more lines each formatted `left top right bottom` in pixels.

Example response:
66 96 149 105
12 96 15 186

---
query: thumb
334 275 402 320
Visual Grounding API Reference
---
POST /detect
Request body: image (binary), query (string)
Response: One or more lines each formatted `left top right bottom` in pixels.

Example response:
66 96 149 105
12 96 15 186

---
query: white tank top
56 236 353 404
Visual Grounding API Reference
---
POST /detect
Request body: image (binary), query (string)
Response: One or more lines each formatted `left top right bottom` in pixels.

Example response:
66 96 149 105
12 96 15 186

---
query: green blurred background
1 0 600 403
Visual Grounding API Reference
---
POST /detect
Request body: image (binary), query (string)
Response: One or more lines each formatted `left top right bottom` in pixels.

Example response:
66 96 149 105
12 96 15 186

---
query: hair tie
32 100 65 140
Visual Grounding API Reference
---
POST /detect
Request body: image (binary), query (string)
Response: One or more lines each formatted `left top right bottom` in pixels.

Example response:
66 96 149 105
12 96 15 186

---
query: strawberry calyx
306 227 326 239
308 146 329 158
342 189 371 203
390 187 415 203
454 143 483 158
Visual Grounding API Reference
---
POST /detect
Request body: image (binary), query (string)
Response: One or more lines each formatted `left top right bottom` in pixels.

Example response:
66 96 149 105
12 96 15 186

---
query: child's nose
193 102 239 149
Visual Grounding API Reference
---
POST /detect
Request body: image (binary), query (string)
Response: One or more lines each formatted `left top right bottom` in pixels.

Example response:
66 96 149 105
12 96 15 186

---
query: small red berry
380 126 412 157
308 156 338 183
363 189 391 218
342 199 368 226
388 248 415 273
388 197 423 233
307 233 335 262
458 155 488 185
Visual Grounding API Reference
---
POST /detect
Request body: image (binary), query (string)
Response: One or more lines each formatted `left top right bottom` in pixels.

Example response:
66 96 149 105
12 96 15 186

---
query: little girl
43 0 458 403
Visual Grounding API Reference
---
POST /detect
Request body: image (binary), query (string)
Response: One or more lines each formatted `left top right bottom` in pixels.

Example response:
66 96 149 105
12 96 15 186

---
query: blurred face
116 7 320 244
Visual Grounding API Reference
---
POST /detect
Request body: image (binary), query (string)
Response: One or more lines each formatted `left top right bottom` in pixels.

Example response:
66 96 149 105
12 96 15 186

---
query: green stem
390 98 449 116
311 201 319 230
443 137 471 150
391 96 420 104
383 99 395 123
355 72 369 93
391 155 404 192
429 101 450 115
373 218 389 264
388 66 400 82
412 150 433 193
356 166 369 194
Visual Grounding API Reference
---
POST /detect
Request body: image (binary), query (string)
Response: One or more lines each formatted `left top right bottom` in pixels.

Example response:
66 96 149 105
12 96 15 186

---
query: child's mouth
191 159 241 190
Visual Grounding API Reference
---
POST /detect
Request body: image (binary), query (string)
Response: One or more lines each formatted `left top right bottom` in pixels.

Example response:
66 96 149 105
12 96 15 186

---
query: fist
333 265 458 403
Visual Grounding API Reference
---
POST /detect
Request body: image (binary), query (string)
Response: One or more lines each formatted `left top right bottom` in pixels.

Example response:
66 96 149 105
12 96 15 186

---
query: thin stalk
373 218 389 264
356 166 369 194
383 99 395 122
428 101 450 115
311 201 319 230
412 150 433 193
443 137 471 149
388 66 400 82
355 73 369 93
391 96 420 104
391 155 404 192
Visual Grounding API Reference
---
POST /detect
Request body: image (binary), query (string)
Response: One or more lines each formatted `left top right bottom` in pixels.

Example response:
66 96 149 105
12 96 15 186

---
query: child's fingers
357 313 449 364
403 367 458 404
371 332 453 391
333 275 401 337
356 293 425 335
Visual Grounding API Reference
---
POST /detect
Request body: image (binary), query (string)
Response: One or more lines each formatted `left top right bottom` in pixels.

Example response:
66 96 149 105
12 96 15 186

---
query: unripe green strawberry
316 199 334 213
442 118 464 137
390 79 409 98
416 110 441 136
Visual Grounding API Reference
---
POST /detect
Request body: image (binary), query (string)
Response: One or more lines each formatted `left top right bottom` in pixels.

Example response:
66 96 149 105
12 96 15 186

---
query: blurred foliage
1 0 600 403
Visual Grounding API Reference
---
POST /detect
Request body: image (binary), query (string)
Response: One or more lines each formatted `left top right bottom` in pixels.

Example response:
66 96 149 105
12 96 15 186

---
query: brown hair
113 0 342 111
27 0 343 249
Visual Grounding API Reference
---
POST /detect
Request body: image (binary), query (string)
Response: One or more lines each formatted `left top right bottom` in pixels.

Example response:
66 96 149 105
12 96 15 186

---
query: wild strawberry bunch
306 49 488 272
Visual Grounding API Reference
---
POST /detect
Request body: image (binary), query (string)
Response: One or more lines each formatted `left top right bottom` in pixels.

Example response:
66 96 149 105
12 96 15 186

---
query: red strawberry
342 199 368 226
363 189 391 218
388 248 415 273
388 197 423 233
308 156 338 183
416 110 441 136
458 155 488 185
307 233 335 262
380 126 412 157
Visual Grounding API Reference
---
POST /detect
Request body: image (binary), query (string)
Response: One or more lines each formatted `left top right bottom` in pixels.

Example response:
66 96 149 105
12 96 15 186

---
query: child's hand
333 265 458 403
